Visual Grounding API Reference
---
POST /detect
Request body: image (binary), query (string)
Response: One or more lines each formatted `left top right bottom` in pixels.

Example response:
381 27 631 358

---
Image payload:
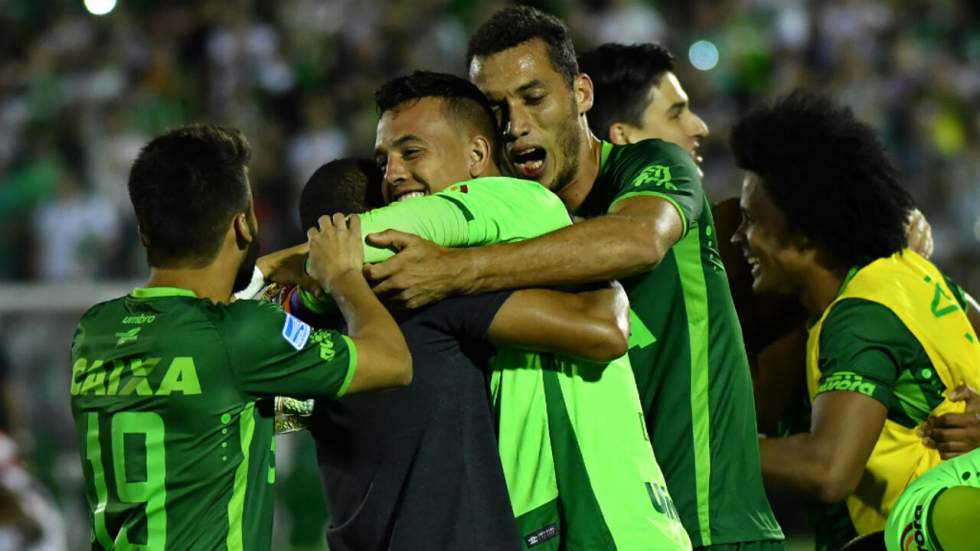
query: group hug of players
69 6 980 551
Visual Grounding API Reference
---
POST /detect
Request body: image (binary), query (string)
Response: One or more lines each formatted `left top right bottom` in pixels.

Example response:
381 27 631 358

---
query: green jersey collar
131 287 198 299
836 266 861 298
599 140 613 173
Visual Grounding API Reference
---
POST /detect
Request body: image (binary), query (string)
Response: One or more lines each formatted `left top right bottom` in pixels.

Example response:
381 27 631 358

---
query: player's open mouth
510 146 547 180
691 142 703 166
396 190 428 202
743 251 761 278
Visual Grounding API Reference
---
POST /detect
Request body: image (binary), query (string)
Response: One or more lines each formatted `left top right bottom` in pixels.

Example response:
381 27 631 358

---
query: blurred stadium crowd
0 0 979 549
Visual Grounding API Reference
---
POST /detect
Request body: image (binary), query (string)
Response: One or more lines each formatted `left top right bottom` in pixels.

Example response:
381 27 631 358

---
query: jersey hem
336 335 357 397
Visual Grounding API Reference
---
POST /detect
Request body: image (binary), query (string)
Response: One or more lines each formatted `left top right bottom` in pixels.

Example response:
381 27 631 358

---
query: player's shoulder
77 296 127 325
221 297 285 323
453 176 551 194
445 176 564 207
821 298 914 355
615 138 696 168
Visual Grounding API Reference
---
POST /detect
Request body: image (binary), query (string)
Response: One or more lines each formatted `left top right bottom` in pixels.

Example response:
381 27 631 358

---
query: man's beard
551 98 582 193
232 220 261 294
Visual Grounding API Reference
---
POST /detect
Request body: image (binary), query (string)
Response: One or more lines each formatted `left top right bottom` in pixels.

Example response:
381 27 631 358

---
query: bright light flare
84 0 117 16
689 40 719 71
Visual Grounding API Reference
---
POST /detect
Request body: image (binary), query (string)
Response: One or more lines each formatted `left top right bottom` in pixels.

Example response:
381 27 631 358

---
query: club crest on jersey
281 313 311 351
115 327 142 346
632 164 676 191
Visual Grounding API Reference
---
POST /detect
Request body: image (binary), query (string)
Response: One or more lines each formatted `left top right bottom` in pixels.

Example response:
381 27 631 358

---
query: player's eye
375 156 387 172
403 148 422 160
525 94 545 106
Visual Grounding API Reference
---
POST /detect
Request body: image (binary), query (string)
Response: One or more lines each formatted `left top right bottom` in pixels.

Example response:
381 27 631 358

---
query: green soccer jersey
576 140 784 547
319 175 690 550
70 287 356 551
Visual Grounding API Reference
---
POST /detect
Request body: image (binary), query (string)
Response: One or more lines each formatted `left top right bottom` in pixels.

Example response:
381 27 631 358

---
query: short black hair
375 70 499 152
731 91 913 269
578 43 675 138
467 6 578 87
299 158 383 229
128 124 252 268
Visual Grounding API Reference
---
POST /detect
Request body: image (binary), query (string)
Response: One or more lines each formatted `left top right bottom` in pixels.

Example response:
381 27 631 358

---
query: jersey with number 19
70 287 356 550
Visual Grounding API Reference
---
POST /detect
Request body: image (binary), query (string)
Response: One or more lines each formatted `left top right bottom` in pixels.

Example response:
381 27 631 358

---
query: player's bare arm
487 281 630 362
758 390 887 503
366 195 682 308
307 213 412 392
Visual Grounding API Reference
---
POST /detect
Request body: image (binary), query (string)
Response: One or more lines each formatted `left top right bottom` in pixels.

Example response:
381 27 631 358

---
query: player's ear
468 135 493 178
232 212 253 251
574 73 594 115
608 123 631 145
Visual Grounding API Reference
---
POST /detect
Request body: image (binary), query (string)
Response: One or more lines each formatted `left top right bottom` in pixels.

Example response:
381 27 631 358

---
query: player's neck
146 263 236 304
798 267 846 317
556 120 602 212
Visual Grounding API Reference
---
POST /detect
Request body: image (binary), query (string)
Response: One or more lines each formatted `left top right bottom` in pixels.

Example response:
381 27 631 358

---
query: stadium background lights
84 0 117 16
689 40 720 71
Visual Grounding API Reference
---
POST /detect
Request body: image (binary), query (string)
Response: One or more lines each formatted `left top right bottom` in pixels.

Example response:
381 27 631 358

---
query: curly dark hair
466 5 578 87
375 70 499 152
578 43 675 139
731 91 913 269
299 158 383 229
128 124 252 268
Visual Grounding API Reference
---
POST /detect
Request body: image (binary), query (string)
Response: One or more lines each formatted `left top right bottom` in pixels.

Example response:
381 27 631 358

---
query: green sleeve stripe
675 227 713 545
227 402 256 551
599 140 613 172
437 194 475 221
927 486 949 551
85 413 114 548
609 190 690 239
336 335 358 397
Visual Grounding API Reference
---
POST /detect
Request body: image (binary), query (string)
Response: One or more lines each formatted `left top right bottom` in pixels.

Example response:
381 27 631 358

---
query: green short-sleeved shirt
71 288 354 550
576 140 783 547
885 448 980 551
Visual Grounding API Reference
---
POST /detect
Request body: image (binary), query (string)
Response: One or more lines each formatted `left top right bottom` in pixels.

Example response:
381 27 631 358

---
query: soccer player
70 125 411 550
283 156 644 551
577 41 810 434
363 8 782 550
731 91 980 546
885 447 980 551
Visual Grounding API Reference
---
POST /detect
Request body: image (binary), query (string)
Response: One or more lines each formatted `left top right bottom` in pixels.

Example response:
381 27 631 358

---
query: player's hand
307 214 364 293
256 242 321 295
364 230 463 309
919 384 980 459
905 208 934 259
